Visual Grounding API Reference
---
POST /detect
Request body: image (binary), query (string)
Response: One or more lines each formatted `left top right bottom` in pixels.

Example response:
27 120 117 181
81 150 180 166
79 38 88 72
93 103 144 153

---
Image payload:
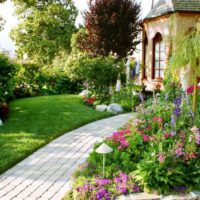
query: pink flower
195 133 200 145
112 130 130 150
142 134 150 142
158 153 165 163
190 126 199 133
175 147 184 157
152 117 163 123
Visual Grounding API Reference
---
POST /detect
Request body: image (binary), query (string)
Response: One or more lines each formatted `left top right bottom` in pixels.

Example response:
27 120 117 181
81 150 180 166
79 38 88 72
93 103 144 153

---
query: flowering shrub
66 89 200 199
83 96 96 107
67 173 140 199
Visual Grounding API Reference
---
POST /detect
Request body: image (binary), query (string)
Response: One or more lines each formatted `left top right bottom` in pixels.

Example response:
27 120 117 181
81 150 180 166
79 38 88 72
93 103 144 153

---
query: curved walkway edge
0 113 133 200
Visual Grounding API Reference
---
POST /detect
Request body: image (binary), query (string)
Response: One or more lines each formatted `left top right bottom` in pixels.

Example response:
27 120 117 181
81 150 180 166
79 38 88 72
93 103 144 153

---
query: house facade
141 0 200 91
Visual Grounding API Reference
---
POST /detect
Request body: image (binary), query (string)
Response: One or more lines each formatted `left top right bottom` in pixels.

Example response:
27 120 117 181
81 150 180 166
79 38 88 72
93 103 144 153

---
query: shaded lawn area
0 95 112 174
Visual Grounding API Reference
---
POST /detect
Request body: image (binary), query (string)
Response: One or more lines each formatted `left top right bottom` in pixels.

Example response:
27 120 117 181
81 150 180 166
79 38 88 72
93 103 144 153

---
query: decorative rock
189 191 200 200
107 103 123 114
96 105 107 112
0 119 3 126
79 89 89 97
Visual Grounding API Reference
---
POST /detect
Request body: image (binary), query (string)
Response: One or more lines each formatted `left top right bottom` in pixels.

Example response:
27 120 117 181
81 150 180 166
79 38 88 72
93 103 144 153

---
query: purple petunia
96 178 111 186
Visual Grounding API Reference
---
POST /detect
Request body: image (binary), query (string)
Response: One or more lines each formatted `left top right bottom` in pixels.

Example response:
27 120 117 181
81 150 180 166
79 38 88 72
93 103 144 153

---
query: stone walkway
0 113 132 200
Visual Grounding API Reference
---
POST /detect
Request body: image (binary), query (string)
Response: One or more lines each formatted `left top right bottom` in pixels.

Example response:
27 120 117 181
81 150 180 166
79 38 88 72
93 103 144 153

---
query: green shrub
111 81 142 111
65 53 123 103
0 53 17 102
163 70 183 102
14 63 82 98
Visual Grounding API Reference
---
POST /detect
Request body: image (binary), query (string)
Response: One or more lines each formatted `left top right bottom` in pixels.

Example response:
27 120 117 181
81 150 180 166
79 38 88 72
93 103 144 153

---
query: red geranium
186 85 200 94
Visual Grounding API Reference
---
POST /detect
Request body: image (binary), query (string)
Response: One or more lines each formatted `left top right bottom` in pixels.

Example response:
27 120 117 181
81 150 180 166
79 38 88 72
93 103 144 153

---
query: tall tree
11 0 77 65
78 0 141 59
0 0 6 32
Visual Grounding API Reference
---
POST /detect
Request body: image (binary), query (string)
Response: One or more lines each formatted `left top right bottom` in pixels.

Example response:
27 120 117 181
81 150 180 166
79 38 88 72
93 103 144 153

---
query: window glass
160 70 164 78
155 61 159 69
160 61 165 69
153 33 166 79
155 70 159 78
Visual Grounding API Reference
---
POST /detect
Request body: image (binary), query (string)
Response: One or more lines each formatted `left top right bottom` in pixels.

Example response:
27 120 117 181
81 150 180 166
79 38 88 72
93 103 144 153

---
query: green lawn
0 95 112 174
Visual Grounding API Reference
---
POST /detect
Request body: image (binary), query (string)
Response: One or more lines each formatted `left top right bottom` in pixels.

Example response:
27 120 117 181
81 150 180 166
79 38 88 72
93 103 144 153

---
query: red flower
186 86 200 94
164 133 171 139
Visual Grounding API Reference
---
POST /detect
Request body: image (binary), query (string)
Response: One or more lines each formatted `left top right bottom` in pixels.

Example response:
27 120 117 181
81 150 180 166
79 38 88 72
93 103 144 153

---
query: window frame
152 33 165 80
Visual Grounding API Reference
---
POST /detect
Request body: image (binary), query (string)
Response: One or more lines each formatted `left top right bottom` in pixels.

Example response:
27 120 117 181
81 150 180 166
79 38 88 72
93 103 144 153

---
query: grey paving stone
0 113 133 200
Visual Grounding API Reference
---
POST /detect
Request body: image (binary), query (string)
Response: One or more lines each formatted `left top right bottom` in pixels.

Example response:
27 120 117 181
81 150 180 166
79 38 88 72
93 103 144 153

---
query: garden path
0 113 133 200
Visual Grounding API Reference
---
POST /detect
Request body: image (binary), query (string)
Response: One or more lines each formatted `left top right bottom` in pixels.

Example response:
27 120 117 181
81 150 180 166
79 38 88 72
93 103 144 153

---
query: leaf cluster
78 0 141 59
11 0 78 65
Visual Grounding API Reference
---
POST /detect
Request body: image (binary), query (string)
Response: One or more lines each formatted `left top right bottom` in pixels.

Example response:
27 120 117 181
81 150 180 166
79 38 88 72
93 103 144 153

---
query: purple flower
170 130 176 136
174 107 181 116
138 93 144 103
96 178 111 186
133 185 140 192
174 97 182 106
118 187 128 194
171 115 176 126
174 186 187 195
96 188 110 200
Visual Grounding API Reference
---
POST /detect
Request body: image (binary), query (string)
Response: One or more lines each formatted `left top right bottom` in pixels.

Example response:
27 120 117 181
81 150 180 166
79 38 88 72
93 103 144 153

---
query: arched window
152 33 165 79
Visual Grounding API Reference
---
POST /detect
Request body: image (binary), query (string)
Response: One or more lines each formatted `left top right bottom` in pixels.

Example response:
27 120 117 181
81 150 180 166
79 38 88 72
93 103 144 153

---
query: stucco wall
142 12 200 91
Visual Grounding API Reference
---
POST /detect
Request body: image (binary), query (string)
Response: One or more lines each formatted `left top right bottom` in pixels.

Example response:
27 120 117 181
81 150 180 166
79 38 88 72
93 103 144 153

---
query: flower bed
65 90 200 199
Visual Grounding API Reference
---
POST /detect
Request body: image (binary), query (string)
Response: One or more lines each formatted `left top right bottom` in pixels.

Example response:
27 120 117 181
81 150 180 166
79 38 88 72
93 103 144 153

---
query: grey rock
107 103 123 114
189 191 200 200
79 89 89 97
95 105 107 112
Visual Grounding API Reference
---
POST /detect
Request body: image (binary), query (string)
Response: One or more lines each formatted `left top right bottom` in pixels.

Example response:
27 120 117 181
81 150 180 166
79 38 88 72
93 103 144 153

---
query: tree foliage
77 0 141 59
11 0 78 65
170 22 200 117
0 0 6 31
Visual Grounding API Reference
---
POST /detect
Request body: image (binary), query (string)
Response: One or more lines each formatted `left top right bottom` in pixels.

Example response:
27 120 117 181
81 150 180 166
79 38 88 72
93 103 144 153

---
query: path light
96 143 113 178
0 119 3 126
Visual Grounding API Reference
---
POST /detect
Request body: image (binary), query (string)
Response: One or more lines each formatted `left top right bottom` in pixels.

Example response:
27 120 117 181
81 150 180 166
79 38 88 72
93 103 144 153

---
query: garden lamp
96 143 113 178
0 119 3 126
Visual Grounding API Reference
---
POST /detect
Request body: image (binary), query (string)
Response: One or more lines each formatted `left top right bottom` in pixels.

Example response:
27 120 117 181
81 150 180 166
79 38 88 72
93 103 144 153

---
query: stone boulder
96 105 107 112
107 103 123 114
79 89 89 97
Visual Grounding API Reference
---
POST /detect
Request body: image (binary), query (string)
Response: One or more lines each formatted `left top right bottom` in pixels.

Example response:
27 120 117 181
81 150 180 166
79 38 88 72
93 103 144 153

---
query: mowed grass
0 95 112 174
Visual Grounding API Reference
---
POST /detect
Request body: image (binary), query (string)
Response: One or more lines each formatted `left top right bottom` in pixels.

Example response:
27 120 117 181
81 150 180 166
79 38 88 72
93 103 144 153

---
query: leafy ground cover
65 86 200 199
0 95 112 174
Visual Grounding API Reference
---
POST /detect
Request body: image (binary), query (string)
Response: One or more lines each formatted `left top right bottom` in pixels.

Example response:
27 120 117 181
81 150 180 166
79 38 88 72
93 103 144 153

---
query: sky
0 0 156 56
